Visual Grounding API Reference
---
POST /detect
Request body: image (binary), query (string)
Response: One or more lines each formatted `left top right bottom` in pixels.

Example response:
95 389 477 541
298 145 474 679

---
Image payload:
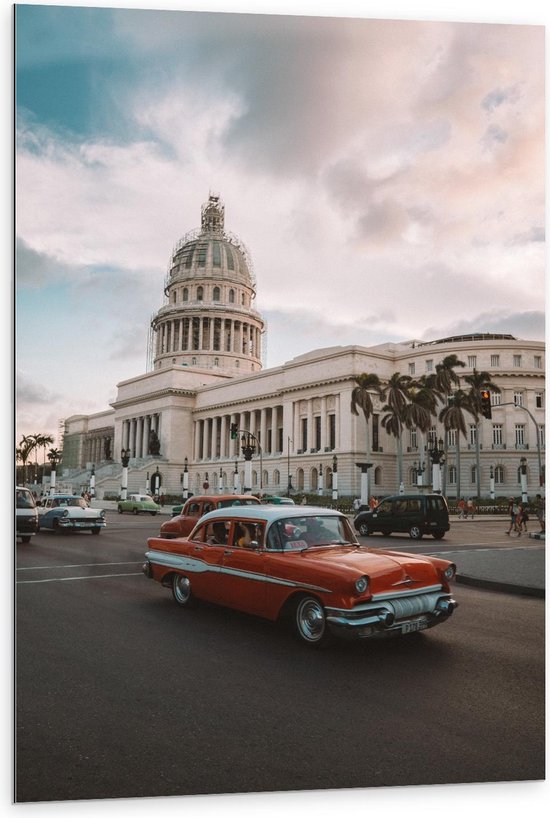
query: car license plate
74 521 90 527
401 619 428 634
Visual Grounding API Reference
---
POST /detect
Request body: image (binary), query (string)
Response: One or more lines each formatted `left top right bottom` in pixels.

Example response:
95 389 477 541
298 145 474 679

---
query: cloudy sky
14 0 545 442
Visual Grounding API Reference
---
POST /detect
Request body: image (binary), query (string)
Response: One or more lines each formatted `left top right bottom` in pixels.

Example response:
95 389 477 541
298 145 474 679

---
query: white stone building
61 195 545 501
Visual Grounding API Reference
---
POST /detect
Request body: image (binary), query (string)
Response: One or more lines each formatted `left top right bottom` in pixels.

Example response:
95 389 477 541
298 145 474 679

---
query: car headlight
62 509 69 517
443 564 456 581
99 511 105 518
354 575 369 594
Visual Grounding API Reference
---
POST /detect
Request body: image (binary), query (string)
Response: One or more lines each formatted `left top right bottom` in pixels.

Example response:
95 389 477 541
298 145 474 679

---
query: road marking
17 572 143 584
17 561 142 571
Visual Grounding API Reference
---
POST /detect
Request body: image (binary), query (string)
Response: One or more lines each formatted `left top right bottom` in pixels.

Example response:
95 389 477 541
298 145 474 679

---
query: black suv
354 494 450 540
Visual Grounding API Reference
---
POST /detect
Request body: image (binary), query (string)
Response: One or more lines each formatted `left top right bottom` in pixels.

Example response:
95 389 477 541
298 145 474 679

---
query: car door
183 521 227 603
218 520 267 615
370 498 393 532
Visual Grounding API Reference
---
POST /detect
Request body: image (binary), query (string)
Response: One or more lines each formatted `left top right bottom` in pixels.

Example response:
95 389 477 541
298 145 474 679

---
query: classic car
118 494 161 515
16 485 39 543
144 506 458 647
160 494 261 539
38 494 106 534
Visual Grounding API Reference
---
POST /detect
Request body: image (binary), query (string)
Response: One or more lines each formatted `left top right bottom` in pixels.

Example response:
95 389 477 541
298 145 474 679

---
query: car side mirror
250 540 260 550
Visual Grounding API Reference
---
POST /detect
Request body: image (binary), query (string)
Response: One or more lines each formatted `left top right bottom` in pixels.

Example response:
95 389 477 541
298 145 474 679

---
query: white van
16 486 39 543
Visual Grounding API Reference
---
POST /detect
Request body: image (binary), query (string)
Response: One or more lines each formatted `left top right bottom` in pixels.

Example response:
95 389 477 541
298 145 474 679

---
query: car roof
199 505 345 524
184 494 261 504
47 494 81 499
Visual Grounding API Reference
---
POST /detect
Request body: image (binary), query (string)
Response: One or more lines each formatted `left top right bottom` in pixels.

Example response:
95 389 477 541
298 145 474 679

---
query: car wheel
358 522 370 536
149 511 157 516
91 528 101 535
133 507 139 515
432 530 445 540
171 574 192 607
294 596 331 646
117 505 123 514
409 525 423 540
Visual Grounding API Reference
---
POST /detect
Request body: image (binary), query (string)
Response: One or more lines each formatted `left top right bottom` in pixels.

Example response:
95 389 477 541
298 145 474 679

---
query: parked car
118 494 161 515
143 505 458 646
354 493 450 540
16 486 39 543
38 494 106 534
262 495 295 505
160 494 261 539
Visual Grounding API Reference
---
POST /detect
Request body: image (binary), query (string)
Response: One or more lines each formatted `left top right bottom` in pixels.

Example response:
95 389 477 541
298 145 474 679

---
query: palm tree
435 354 466 395
16 435 38 485
351 373 383 501
438 389 476 500
405 375 440 484
464 369 502 498
380 373 414 491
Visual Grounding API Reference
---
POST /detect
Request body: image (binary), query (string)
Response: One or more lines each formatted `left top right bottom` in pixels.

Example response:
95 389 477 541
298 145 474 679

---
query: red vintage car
144 506 458 646
159 494 261 539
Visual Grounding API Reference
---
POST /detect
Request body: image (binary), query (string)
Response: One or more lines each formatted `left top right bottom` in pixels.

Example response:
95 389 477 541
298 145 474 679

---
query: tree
16 435 38 485
435 354 466 395
464 369 502 497
404 375 440 483
351 373 383 500
380 373 414 491
438 389 476 499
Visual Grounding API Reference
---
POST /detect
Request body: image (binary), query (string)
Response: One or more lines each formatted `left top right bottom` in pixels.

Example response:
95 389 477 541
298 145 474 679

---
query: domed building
151 193 264 375
60 193 545 503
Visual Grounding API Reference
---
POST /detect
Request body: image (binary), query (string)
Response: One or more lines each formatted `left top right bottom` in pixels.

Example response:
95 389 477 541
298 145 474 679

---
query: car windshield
267 515 358 551
16 490 35 509
219 499 259 508
66 498 87 508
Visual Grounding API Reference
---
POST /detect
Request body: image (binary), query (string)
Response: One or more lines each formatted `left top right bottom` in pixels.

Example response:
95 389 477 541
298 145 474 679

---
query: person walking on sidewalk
457 498 466 519
534 494 545 533
506 497 520 536
467 498 476 519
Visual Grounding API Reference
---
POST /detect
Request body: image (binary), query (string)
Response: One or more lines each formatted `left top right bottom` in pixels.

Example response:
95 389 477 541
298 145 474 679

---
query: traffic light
230 423 238 440
480 390 492 419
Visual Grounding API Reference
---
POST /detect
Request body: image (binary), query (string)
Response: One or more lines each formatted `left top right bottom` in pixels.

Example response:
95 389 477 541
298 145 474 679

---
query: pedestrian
534 494 545 532
369 495 378 511
457 498 466 519
352 497 361 513
506 497 519 535
467 498 476 519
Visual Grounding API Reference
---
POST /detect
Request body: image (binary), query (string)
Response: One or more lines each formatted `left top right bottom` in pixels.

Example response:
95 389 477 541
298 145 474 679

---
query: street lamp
182 457 189 500
240 432 256 494
489 465 495 500
317 462 324 496
520 456 528 503
120 448 131 500
287 436 294 497
428 438 445 495
219 466 223 494
233 460 239 494
332 455 338 501
89 464 96 499
47 450 60 494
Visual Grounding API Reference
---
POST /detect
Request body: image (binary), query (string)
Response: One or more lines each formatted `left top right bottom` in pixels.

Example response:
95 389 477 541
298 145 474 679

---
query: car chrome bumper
325 591 458 640
58 519 106 528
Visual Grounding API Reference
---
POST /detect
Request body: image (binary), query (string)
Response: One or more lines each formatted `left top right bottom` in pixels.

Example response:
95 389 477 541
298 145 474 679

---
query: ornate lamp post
182 457 189 500
520 456 528 503
489 465 495 500
428 438 445 495
332 455 338 501
286 436 294 497
47 450 60 494
219 466 224 495
414 460 425 488
89 464 96 499
120 448 131 500
241 432 256 494
233 460 239 495
355 462 372 505
317 463 324 496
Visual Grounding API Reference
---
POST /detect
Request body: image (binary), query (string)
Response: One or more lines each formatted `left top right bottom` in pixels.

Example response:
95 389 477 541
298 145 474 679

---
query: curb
456 574 545 598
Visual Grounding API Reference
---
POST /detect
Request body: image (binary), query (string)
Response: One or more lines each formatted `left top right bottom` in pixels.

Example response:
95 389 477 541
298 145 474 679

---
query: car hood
279 545 442 592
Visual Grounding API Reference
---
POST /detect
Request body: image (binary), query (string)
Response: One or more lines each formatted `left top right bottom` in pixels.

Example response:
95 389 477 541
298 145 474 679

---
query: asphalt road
15 514 545 803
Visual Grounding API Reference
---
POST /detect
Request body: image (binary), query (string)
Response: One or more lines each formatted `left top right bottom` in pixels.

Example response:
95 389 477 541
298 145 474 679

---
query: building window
492 425 503 446
495 465 505 484
315 416 321 451
470 465 477 483
513 392 523 407
408 362 415 375
374 466 382 486
229 289 235 303
328 414 336 450
535 392 544 409
448 465 457 484
409 428 417 449
490 354 500 367
213 358 219 367
513 355 522 367
447 429 457 447
212 241 221 267
468 355 477 368
301 418 308 452
172 292 177 303
197 286 204 301
425 359 433 372
183 288 189 301
534 355 542 369
197 245 207 266
469 425 477 445
515 424 526 446
539 426 545 448
213 286 220 301
191 357 197 365
492 392 502 406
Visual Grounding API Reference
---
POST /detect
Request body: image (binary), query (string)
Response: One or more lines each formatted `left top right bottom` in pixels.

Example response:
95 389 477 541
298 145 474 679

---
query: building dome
150 193 264 375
